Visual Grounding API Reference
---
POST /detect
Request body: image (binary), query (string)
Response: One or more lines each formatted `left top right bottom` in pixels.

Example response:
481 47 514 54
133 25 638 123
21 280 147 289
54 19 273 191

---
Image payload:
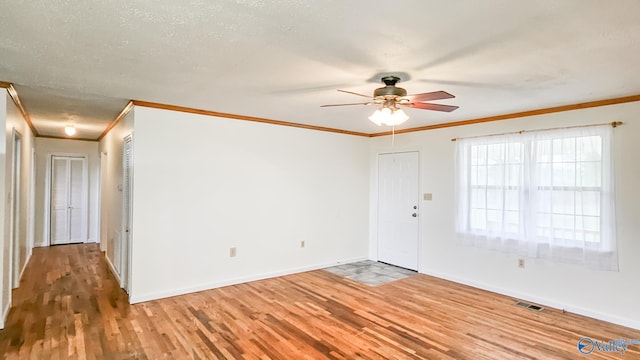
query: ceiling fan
321 76 459 126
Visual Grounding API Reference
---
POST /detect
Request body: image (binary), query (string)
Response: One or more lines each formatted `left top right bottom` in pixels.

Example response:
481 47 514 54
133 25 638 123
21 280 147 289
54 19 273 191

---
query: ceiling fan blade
404 102 459 112
406 90 455 102
320 101 373 107
337 89 373 98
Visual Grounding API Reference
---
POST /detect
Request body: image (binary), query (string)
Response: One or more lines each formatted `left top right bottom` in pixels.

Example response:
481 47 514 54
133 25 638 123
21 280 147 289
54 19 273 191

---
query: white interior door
50 156 87 245
377 152 420 270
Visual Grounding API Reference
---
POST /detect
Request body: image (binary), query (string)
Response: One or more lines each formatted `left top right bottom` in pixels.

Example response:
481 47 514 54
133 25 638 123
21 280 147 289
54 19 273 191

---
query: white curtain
455 125 617 271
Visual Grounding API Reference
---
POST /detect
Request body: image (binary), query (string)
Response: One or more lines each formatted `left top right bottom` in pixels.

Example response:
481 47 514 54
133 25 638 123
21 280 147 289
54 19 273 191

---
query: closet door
51 156 87 245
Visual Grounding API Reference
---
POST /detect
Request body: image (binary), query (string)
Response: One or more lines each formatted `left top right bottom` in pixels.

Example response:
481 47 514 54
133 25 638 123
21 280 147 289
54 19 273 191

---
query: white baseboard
34 242 47 248
105 255 122 286
421 269 640 331
0 300 10 329
129 256 368 304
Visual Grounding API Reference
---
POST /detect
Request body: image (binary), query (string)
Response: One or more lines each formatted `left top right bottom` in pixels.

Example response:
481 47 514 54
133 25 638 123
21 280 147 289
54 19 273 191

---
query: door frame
27 147 36 259
375 150 422 271
98 151 108 252
43 153 89 246
9 129 23 288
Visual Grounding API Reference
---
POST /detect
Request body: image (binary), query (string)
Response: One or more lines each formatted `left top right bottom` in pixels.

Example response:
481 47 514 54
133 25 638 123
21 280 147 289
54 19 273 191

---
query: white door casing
377 151 420 270
10 129 22 288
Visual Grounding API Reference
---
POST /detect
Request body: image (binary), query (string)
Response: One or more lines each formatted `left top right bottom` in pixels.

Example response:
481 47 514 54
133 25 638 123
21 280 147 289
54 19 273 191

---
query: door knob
413 205 418 209
412 213 418 217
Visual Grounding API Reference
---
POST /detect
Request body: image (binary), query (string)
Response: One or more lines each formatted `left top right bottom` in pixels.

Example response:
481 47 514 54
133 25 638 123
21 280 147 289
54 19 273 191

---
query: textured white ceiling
1 0 640 138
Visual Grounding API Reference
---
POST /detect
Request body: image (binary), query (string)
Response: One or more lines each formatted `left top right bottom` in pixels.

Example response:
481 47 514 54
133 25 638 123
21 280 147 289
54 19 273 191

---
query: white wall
128 107 370 303
369 102 640 330
0 91 36 328
34 138 100 246
99 109 134 282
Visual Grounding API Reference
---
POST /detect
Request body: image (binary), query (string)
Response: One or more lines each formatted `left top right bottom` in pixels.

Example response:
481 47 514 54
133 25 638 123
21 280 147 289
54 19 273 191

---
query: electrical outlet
301 241 305 248
518 259 525 268
230 247 237 257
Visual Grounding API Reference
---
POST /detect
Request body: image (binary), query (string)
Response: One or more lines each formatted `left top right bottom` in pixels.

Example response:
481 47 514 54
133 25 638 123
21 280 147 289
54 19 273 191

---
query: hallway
0 244 133 358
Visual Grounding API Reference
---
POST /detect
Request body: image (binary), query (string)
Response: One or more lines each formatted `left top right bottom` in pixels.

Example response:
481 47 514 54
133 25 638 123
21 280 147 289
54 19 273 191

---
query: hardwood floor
1 244 638 359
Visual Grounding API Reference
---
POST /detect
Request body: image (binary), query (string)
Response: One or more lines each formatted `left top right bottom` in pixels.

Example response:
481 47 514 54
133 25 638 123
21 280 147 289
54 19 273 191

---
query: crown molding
0 81 39 136
131 100 371 137
37 135 98 142
369 94 640 137
97 100 134 141
6 82 640 142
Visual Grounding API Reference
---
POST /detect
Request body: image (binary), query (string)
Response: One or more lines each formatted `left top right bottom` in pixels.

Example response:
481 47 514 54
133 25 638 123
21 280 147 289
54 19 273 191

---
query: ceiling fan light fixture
65 125 76 136
368 107 409 126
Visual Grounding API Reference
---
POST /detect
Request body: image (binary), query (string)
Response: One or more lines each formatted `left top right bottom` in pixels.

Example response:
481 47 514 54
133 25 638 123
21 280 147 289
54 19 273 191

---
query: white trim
10 128 23 289
420 269 640 331
98 151 108 252
44 153 90 246
129 256 368 304
105 254 121 285
27 147 36 259
0 300 10 329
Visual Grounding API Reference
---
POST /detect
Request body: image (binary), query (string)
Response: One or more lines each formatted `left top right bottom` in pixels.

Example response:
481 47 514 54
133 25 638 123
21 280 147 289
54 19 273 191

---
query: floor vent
515 301 544 312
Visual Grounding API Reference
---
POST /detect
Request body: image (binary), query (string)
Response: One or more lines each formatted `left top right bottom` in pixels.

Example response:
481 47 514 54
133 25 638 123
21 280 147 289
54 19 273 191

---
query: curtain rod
450 121 623 142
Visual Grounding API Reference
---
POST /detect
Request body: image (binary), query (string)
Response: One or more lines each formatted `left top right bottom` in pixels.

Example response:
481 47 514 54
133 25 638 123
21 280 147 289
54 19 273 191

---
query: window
455 125 617 271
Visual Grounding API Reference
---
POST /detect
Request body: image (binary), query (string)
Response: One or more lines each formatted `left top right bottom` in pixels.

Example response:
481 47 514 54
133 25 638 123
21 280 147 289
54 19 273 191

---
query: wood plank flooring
1 244 638 359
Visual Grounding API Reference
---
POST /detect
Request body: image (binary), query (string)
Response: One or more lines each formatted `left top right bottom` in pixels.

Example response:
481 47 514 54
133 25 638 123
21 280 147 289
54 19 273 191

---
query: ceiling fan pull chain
392 126 395 146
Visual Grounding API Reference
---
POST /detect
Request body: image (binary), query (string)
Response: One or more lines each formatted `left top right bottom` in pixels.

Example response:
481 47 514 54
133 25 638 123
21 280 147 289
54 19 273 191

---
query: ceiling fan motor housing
374 76 407 98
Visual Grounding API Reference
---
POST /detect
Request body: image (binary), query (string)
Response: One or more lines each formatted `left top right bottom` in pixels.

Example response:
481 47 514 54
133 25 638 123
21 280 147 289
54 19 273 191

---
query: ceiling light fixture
65 125 76 136
368 106 409 126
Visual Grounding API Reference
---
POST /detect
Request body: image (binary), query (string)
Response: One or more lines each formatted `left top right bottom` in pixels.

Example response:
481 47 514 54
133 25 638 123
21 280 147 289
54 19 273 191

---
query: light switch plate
423 193 433 201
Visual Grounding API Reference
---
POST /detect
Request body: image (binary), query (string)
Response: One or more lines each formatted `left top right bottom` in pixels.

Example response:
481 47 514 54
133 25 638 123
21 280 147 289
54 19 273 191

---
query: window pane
578 136 602 161
552 163 576 186
537 163 552 186
505 190 519 211
578 162 601 187
578 191 600 216
487 209 503 225
561 138 576 161
471 209 486 230
505 210 519 224
506 165 521 186
506 143 522 163
537 213 551 227
487 144 504 165
583 216 600 232
486 189 503 209
552 214 574 230
476 166 487 186
551 191 574 214
471 189 486 208
473 145 487 165
537 139 552 162
487 165 504 186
